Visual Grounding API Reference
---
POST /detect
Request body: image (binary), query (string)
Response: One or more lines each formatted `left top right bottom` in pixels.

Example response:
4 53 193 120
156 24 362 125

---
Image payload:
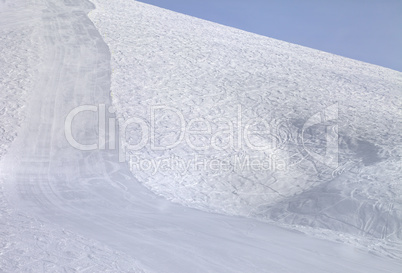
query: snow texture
0 0 401 272
90 0 402 256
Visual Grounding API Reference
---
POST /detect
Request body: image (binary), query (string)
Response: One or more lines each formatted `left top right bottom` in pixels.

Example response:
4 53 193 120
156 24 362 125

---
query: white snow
0 0 401 272
89 0 402 256
0 0 148 271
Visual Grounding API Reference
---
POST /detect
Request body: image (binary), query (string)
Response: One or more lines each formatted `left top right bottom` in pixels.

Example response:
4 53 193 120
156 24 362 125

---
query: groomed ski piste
0 0 401 272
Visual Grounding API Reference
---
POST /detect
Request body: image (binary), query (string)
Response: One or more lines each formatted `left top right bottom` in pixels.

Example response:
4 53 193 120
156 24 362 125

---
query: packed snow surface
0 0 401 272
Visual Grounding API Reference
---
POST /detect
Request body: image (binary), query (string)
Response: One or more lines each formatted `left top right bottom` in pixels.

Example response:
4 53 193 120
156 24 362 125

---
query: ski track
0 0 401 272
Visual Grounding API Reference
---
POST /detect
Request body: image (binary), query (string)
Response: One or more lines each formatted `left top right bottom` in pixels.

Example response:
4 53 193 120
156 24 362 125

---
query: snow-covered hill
90 0 402 255
0 0 401 271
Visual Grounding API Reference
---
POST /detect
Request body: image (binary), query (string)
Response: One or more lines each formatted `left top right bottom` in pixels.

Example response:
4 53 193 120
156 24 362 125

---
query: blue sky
138 0 402 72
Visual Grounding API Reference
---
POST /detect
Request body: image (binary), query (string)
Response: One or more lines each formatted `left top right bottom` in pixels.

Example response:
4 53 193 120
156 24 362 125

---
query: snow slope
89 0 402 257
0 0 40 163
0 0 401 272
0 0 147 271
